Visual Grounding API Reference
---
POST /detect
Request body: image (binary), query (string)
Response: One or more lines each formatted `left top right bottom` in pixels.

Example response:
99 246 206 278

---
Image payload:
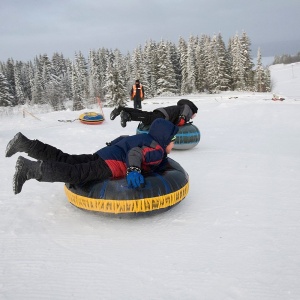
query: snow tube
64 158 189 214
137 122 200 150
79 112 104 125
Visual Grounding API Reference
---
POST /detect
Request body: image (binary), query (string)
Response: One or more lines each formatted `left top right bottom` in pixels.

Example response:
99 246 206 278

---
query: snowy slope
0 64 300 300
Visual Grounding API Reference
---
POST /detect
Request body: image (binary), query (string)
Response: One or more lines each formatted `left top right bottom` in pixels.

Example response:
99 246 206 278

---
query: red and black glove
177 115 186 126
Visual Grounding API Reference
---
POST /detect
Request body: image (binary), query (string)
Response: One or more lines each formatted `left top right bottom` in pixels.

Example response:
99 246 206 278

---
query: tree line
0 31 271 109
272 52 300 65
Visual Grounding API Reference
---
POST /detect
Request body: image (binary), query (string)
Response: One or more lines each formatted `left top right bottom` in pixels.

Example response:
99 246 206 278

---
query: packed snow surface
0 63 300 299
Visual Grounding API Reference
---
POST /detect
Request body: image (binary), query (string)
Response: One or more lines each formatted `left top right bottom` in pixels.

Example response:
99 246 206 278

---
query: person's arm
126 147 145 188
177 104 193 125
130 87 134 99
142 86 145 100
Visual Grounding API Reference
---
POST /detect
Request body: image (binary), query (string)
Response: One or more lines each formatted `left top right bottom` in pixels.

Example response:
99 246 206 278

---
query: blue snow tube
137 122 200 150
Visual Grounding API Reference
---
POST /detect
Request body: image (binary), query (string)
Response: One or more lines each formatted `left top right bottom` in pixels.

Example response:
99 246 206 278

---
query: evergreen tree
178 36 188 95
131 45 143 80
264 68 271 92
0 30 263 108
255 48 271 92
186 35 197 93
89 49 101 98
97 48 110 99
111 48 128 106
255 48 266 92
31 61 43 105
72 51 88 109
143 40 158 97
123 52 133 98
103 59 116 106
44 73 66 110
230 34 246 91
240 32 254 90
215 33 231 91
195 35 207 92
4 59 16 104
168 41 181 94
205 35 218 93
14 61 26 105
0 72 14 106
156 40 178 96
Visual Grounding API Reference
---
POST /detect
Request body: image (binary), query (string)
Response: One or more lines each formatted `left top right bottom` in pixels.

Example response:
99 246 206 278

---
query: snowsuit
23 119 178 185
121 99 198 126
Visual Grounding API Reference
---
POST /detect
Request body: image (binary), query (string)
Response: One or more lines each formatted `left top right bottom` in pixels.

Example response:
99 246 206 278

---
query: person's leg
13 156 112 194
120 109 165 127
120 109 154 127
6 132 98 164
27 141 99 164
136 99 142 109
133 97 142 109
6 132 32 157
110 106 124 120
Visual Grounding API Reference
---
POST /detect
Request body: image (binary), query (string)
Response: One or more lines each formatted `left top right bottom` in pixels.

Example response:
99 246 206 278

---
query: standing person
110 99 198 128
131 79 144 109
5 119 178 194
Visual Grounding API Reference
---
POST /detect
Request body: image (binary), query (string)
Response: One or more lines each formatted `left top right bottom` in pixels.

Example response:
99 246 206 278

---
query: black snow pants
123 108 165 125
28 140 112 185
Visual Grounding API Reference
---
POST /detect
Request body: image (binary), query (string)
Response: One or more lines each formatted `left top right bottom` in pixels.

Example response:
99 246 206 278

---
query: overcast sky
1 0 299 62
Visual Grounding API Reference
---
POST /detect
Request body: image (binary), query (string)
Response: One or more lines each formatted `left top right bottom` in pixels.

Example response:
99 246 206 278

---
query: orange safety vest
131 84 144 100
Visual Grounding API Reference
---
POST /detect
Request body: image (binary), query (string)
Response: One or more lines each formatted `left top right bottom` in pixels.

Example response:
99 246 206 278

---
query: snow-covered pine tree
215 33 231 91
31 60 43 105
156 40 178 96
240 32 254 90
89 50 101 98
178 36 188 95
111 49 128 107
0 72 14 106
14 61 26 105
168 41 181 94
143 40 158 97
103 59 116 106
255 47 265 92
205 35 218 93
72 51 88 109
230 34 246 91
4 59 16 104
255 48 271 92
186 35 197 94
195 35 207 92
131 45 143 81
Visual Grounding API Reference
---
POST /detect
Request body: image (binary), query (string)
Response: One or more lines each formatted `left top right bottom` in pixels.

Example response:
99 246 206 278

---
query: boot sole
13 156 26 194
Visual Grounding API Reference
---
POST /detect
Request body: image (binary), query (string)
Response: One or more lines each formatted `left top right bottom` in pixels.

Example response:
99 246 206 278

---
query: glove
126 167 145 188
177 116 186 126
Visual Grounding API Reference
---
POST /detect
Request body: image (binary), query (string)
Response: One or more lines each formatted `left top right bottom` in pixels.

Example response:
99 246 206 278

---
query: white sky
1 0 300 62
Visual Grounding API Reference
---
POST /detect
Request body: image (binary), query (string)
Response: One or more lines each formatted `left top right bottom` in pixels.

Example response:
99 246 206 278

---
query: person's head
177 99 198 114
166 135 176 154
135 79 140 84
148 119 178 153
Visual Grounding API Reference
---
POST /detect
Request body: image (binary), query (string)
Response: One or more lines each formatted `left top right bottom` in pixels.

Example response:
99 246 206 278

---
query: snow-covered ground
1 63 300 300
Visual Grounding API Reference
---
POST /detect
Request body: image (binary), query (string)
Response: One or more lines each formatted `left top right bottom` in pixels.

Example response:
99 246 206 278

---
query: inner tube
137 122 200 150
64 158 189 214
79 112 104 125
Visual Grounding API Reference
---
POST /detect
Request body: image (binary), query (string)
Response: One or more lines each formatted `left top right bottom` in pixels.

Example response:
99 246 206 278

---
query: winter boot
120 111 131 128
5 132 33 158
13 156 42 194
110 106 123 120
